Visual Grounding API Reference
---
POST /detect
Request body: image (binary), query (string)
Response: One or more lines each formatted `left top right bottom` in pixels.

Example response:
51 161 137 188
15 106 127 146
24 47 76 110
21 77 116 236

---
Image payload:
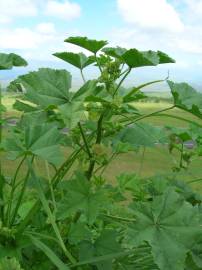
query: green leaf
18 200 36 219
115 123 167 148
190 235 202 268
13 100 37 112
72 80 99 101
53 52 95 69
120 49 175 68
117 173 148 200
157 51 175 64
0 53 27 70
59 80 102 128
0 245 20 261
68 222 92 245
15 68 71 108
18 111 49 127
168 80 202 119
7 79 24 93
113 142 135 154
0 101 6 111
126 188 202 270
79 229 122 270
185 254 202 270
0 257 23 270
3 123 64 165
59 102 84 129
102 48 175 65
122 49 159 68
57 173 108 224
30 236 70 270
64 36 108 53
102 47 127 59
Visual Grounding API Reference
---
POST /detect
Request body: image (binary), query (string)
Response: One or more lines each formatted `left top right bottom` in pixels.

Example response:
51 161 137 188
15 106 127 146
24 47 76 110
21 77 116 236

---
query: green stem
78 122 92 160
123 79 164 101
25 231 59 244
133 255 153 264
119 68 128 77
187 178 202 184
113 68 131 97
121 105 175 125
52 148 82 187
71 250 133 268
86 112 104 180
99 153 116 176
179 143 184 168
80 69 86 83
71 245 151 268
103 214 136 222
6 155 26 226
10 156 34 226
27 160 77 265
154 113 202 127
45 161 57 214
94 53 102 73
17 149 81 235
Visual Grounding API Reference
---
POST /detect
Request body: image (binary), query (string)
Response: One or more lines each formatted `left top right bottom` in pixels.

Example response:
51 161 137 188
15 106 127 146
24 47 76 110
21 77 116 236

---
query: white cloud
0 27 54 49
45 0 81 20
117 0 184 33
185 0 202 15
36 22 56 34
114 0 202 58
0 15 12 24
0 23 83 63
0 0 81 24
0 0 38 23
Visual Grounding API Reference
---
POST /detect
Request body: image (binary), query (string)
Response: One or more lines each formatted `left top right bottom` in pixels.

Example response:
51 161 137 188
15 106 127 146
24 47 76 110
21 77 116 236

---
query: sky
1 0 202 90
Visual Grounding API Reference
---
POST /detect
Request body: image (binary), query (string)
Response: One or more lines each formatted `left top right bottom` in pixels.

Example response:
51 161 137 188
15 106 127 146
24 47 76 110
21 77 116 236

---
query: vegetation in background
0 39 202 270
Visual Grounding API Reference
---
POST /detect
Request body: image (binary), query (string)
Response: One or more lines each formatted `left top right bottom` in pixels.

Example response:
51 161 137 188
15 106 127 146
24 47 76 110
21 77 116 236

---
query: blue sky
1 0 202 89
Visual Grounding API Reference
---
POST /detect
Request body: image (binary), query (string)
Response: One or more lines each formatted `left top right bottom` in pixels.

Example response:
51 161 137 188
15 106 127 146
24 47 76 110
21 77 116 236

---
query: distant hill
144 91 171 98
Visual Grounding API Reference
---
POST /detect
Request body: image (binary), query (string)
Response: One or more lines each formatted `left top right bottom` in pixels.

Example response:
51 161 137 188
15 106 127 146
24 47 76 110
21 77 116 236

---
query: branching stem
113 68 131 97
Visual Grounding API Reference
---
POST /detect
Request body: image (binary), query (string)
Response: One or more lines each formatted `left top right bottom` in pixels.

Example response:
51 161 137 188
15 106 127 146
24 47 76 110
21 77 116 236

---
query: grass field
2 93 202 192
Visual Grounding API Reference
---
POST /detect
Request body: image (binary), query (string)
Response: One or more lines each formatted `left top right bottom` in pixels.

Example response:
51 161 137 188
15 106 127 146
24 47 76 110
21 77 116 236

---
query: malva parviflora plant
0 37 202 270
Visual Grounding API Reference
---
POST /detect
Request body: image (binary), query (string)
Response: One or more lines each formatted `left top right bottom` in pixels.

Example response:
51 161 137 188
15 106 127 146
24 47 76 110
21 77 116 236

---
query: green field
2 93 202 191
